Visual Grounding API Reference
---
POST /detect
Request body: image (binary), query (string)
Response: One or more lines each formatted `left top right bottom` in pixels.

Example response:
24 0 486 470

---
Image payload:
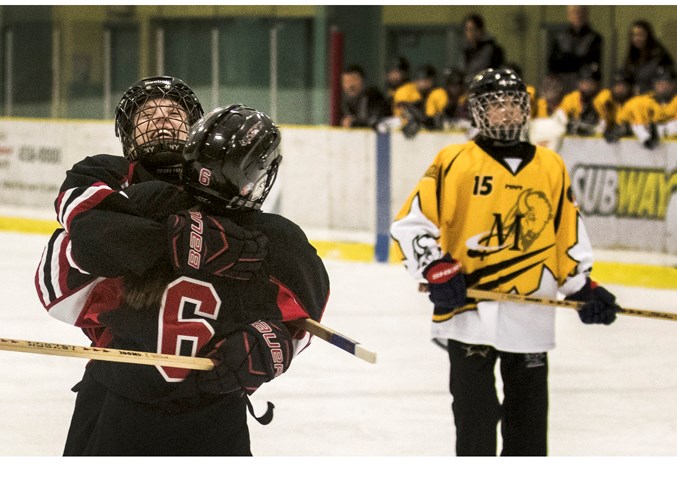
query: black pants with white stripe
447 339 549 456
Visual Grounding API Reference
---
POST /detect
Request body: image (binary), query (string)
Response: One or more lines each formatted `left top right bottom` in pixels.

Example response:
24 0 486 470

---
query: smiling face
132 98 190 148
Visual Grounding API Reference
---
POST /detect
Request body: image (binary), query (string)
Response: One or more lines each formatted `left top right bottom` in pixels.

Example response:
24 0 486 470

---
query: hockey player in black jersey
390 67 618 456
36 78 329 455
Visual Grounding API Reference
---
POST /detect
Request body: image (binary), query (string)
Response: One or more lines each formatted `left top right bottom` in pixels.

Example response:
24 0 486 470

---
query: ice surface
1 231 676 466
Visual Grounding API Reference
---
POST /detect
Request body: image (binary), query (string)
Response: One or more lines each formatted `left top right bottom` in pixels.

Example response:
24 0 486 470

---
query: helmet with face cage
468 68 530 141
114 76 203 183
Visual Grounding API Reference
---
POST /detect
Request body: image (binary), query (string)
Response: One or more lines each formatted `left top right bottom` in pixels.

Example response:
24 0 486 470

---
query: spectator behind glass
385 56 411 116
547 5 603 94
461 13 505 85
622 20 674 95
340 63 389 129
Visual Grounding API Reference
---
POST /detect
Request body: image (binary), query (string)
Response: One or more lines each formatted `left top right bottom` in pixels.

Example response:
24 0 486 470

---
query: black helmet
413 64 437 82
182 105 282 211
654 65 675 82
387 56 410 73
577 63 601 82
468 67 530 141
611 69 634 86
114 76 203 183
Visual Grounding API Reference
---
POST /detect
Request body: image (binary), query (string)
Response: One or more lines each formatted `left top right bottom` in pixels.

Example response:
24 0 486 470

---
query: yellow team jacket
392 81 448 119
617 93 677 125
390 140 593 352
557 90 607 121
594 88 632 127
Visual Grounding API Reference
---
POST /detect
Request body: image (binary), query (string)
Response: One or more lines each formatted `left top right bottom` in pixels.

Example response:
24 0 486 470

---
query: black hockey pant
447 339 548 456
63 371 252 456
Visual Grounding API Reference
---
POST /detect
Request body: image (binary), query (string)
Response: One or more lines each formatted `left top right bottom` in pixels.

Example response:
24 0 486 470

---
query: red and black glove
167 210 267 280
566 279 618 325
422 254 467 314
196 320 293 396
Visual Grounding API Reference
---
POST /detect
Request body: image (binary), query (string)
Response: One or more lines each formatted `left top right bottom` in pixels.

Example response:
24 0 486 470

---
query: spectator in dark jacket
340 64 389 129
461 14 505 85
622 20 674 94
548 5 603 94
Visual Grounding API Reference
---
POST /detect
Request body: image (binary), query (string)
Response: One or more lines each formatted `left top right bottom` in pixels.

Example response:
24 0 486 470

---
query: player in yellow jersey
392 64 448 138
617 66 676 148
556 64 605 136
390 67 619 456
599 70 635 143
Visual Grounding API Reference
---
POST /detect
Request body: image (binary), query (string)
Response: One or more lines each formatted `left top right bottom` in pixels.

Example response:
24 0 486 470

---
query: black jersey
36 155 330 404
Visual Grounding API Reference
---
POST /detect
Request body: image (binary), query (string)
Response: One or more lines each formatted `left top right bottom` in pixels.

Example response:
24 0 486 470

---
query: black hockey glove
400 104 424 139
123 180 191 221
196 320 293 396
167 210 267 280
566 279 618 325
422 254 467 314
643 122 660 150
603 124 625 144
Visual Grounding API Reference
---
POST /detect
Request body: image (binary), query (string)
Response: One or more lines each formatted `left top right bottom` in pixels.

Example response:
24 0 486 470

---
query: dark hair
413 64 437 81
343 64 365 78
463 13 484 31
627 20 660 63
387 56 410 73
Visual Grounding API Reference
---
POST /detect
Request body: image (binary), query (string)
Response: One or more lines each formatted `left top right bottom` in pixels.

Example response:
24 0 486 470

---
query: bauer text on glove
196 320 293 396
167 210 267 280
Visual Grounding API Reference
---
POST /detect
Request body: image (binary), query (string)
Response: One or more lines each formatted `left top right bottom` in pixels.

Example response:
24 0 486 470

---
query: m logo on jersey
466 189 553 258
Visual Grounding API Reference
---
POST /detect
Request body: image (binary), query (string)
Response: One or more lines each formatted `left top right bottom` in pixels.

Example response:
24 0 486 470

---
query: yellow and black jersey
616 93 677 141
594 88 633 128
392 82 447 119
618 93 676 125
390 138 594 352
617 94 660 126
557 89 607 121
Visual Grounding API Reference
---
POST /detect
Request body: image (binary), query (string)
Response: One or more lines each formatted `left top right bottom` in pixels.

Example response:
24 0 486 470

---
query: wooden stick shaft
467 289 677 321
0 318 378 368
0 337 214 370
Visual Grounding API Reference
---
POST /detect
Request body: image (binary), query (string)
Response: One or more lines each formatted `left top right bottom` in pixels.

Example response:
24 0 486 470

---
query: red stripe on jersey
270 276 310 322
75 277 124 346
34 257 48 310
62 183 115 232
57 234 70 296
125 162 137 185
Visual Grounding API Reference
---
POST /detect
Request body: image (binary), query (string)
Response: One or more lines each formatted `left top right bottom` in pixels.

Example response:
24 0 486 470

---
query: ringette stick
291 317 378 364
0 318 377 367
466 289 677 322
